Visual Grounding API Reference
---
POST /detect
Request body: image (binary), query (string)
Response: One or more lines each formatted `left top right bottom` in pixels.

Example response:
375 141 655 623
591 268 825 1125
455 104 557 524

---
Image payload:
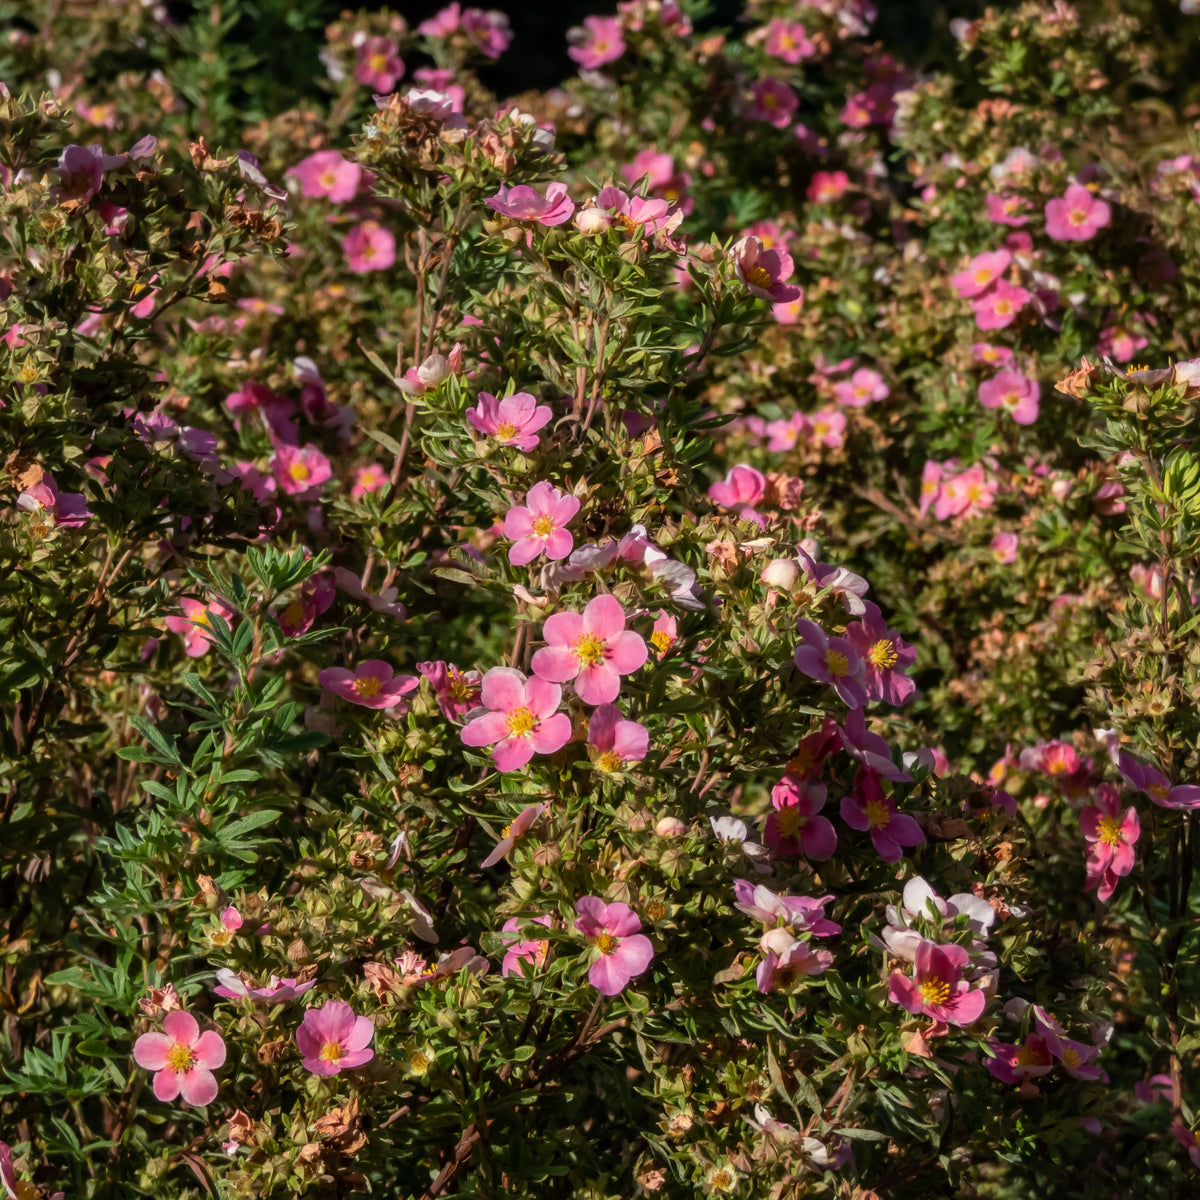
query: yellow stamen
1097 816 1122 847
650 630 673 655
745 264 773 290
165 1044 196 1072
531 514 555 537
864 799 890 828
918 979 950 1006
825 648 849 677
573 632 607 666
506 706 537 737
354 675 383 699
594 932 618 955
494 421 517 440
319 1041 343 1062
868 638 898 668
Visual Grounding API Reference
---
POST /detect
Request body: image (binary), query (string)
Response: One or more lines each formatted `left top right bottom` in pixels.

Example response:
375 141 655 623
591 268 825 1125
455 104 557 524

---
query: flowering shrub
4 2 1200 1198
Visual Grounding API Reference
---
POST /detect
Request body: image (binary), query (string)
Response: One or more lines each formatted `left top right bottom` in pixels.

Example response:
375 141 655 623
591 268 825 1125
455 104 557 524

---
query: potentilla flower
587 703 649 770
271 442 332 498
355 36 404 92
882 875 996 961
481 801 547 868
756 929 833 992
485 182 575 226
793 618 868 709
295 1000 375 1076
133 1010 226 1105
986 1035 1053 1084
978 369 1040 425
466 391 553 451
1033 1013 1104 1080
844 602 916 706
396 346 462 396
795 548 871 616
833 366 889 407
504 481 580 565
500 915 553 977
53 143 126 204
650 611 678 657
351 462 386 498
594 186 676 235
990 531 1019 563
531 594 648 705
1044 183 1111 242
764 411 809 452
763 775 837 860
567 14 625 68
17 473 91 528
1116 749 1200 809
318 660 419 711
417 660 482 721
748 77 799 127
460 666 572 771
731 236 801 303
808 406 846 449
972 342 1014 367
807 170 850 204
837 708 912 781
575 897 654 995
840 769 924 861
887 938 986 1026
287 150 362 203
950 249 1012 299
165 597 235 658
971 280 1031 331
733 880 840 937
342 221 396 273
213 969 316 1002
1080 782 1139 901
763 18 816 62
985 192 1031 226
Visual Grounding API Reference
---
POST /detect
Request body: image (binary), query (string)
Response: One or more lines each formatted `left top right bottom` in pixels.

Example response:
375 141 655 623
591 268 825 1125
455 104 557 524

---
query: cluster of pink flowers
793 607 915 711
918 459 999 521
988 1005 1105 1090
419 4 512 59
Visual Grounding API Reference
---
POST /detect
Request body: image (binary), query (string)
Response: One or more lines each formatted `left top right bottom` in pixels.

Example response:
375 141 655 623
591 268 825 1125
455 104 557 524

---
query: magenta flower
288 151 361 203
971 280 1031 331
833 367 889 407
1044 183 1111 242
481 801 547 868
17 473 91 528
531 594 648 705
53 143 126 204
213 969 316 1002
840 770 924 861
887 938 986 1027
978 370 1040 425
296 1000 375 1076
763 19 816 63
808 170 850 204
271 443 332 498
708 464 767 521
985 192 1031 227
319 660 419 711
763 774 837 860
351 463 386 499
748 77 799 128
133 1010 226 1105
460 667 572 771
567 15 625 68
1116 749 1200 809
355 36 405 92
756 932 833 993
466 391 553 451
500 915 553 977
950 248 1012 299
486 182 575 227
165 597 235 658
986 1035 1054 1084
342 221 396 273
732 236 801 303
574 897 654 995
1080 782 1139 901
844 603 917 706
837 709 912 782
733 880 840 937
504 481 580 565
587 703 649 770
418 660 482 721
793 618 868 709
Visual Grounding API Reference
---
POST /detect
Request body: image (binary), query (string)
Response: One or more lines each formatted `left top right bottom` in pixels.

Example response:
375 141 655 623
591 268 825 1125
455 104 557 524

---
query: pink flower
838 709 912 782
987 1035 1054 1084
271 443 332 498
621 149 675 190
773 294 805 323
764 412 809 451
978 369 1040 425
708 463 767 521
793 618 868 709
1171 1119 1200 1168
972 342 1014 367
568 15 625 68
650 611 677 657
1080 782 1139 901
587 703 649 770
531 594 648 705
733 880 840 937
763 19 816 63
352 463 387 498
756 931 833 992
732 236 801 303
807 171 850 204
748 77 798 127
53 143 126 204
481 801 547 868
809 407 846 449
17 473 91 527
594 186 676 235
318 660 419 711
844 602 917 706
460 666 572 771
213 969 316 1002
840 770 924 861
500 915 553 977
574 897 654 995
504 481 580 565
295 1000 375 1076
342 221 396 273
833 367 889 407
1044 183 1111 242
887 939 985 1027
133 1010 226 1105
165 597 235 658
1117 749 1200 809
355 36 404 92
1096 322 1149 364
466 391 552 451
918 460 943 516
418 660 482 721
971 280 1031 330
397 346 462 396
985 193 1031 227
990 531 1019 563
462 7 511 58
950 249 1012 299
486 182 575 226
764 775 837 859
288 151 361 203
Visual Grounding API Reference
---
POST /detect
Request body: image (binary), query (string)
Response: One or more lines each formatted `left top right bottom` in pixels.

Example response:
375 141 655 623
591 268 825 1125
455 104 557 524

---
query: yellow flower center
494 421 517 440
868 638 898 668
448 670 475 702
1068 208 1087 226
745 264 773 289
289 462 311 482
595 751 622 772
500 822 513 840
320 171 337 189
370 53 387 72
864 799 890 828
319 1040 344 1062
1062 1047 1081 1069
650 630 673 654
1016 1044 1046 1068
594 932 618 955
824 648 849 677
1097 816 1122 847
354 675 383 698
16 363 39 384
918 979 951 1006
774 805 802 838
505 706 537 737
282 600 305 627
573 632 607 666
531 514 555 537
1147 783 1169 801
973 268 993 284
165 1044 196 1072
995 299 1012 314
409 1050 431 1073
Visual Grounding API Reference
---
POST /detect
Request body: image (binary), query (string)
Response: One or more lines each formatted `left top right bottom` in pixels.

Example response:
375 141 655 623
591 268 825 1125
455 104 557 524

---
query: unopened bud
760 558 799 589
575 207 612 235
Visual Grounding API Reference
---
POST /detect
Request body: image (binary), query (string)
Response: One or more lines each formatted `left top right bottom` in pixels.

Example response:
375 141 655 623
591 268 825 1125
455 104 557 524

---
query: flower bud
416 353 450 387
655 815 688 838
575 206 612 235
760 557 799 589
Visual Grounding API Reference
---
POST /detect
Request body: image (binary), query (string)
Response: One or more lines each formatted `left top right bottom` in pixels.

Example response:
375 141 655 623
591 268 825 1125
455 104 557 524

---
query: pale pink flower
397 346 462 396
763 775 837 859
418 660 482 721
918 460 942 516
1044 183 1110 242
764 412 809 452
833 367 889 407
972 342 1013 367
355 36 404 92
295 1000 374 1075
807 170 850 204
531 594 648 705
985 192 1031 226
213 970 316 1002
756 930 833 992
466 391 552 451
351 463 387 498
318 660 419 711
504 481 580 565
594 186 676 235
53 143 125 204
991 532 1019 563
342 221 396 273
460 667 572 771
748 77 798 127
950 249 1012 299
17 473 91 527
887 938 986 1026
763 19 816 62
288 151 361 203
133 1010 226 1105
971 280 1031 330
732 236 801 303
481 801 546 868
1117 749 1200 810
733 880 840 937
772 294 805 323
650 611 677 657
486 182 575 226
621 149 675 190
587 703 649 770
165 597 235 657
978 369 1040 425
575 897 654 995
840 769 924 861
1096 322 1149 364
568 15 625 68
500 915 553 977
793 618 868 708
271 443 332 498
808 407 846 449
